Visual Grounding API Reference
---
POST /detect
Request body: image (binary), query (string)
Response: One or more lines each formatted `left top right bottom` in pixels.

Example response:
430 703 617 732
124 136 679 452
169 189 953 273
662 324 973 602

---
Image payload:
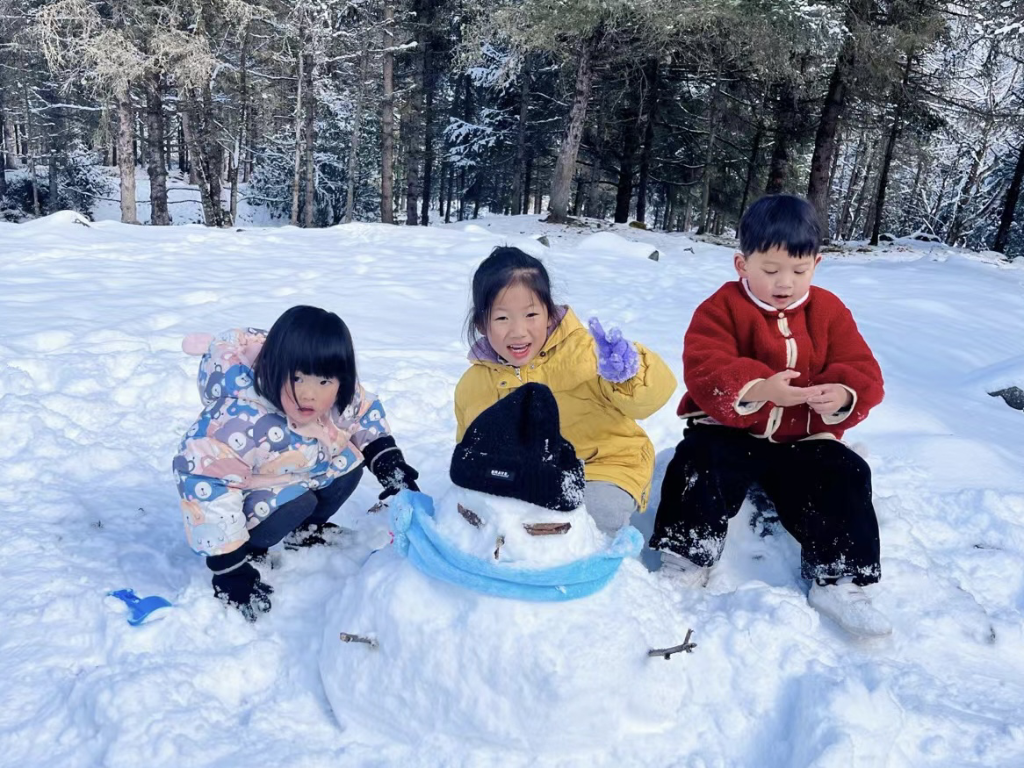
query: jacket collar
740 278 811 314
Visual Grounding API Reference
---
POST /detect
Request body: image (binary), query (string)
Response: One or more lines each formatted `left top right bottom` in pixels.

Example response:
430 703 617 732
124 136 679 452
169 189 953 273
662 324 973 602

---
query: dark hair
739 194 822 258
252 305 357 412
465 246 559 346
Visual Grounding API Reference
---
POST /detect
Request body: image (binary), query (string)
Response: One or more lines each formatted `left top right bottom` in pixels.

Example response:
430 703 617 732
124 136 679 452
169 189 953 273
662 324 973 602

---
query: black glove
363 435 420 500
207 549 273 622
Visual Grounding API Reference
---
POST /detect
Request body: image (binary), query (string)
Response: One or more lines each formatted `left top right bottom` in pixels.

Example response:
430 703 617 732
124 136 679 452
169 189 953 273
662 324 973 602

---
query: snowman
320 384 695 751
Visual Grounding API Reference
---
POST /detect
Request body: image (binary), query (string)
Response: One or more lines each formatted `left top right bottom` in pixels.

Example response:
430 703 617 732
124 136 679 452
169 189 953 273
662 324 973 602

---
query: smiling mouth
507 343 531 358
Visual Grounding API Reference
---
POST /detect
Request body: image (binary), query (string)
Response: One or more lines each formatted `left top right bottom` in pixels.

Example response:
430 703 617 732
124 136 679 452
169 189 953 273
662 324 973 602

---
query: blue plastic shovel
108 588 173 626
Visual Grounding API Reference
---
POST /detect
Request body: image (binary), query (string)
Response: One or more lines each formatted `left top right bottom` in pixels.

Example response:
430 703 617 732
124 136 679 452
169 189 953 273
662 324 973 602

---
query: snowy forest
0 0 1022 256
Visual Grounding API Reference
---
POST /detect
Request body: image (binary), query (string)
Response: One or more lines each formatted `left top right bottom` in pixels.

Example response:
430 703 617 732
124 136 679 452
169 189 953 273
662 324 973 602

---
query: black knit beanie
450 383 586 512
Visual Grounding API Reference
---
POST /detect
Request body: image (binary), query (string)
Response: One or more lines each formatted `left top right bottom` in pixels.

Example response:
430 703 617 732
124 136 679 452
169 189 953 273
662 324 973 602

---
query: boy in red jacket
651 194 890 637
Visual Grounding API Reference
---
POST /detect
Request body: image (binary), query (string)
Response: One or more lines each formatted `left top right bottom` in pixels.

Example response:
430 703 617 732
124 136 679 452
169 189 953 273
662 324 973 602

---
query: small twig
458 503 483 528
339 632 379 649
648 629 697 659
367 500 388 514
523 522 571 536
494 535 505 560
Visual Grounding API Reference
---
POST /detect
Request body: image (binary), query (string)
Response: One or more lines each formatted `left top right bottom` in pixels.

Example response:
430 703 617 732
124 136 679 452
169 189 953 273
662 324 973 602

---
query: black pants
650 425 880 585
247 467 363 550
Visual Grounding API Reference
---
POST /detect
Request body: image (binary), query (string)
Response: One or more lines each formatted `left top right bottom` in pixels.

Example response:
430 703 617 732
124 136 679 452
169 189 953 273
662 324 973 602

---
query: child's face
484 282 550 366
735 246 822 310
281 372 340 427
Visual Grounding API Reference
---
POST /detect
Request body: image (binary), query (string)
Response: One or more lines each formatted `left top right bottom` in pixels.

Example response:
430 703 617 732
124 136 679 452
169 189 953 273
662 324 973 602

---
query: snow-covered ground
2 211 1023 767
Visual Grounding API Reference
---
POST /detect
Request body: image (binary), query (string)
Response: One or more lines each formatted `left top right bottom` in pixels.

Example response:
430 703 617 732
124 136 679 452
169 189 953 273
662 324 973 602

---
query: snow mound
12 209 91 232
964 355 1024 395
577 232 660 260
319 546 692 751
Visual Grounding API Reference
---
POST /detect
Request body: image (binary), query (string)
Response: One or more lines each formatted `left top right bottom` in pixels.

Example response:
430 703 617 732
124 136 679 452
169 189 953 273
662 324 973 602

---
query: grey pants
585 481 638 535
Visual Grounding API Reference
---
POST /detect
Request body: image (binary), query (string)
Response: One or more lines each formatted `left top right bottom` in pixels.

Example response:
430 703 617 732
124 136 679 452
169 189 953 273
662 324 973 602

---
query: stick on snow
457 503 483 527
339 632 379 649
648 629 696 659
523 522 572 536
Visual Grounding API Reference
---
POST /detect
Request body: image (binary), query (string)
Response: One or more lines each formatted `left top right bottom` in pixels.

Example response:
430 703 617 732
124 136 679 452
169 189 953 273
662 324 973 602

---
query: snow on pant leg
247 490 318 549
584 480 638 535
758 440 880 586
649 425 760 567
305 467 364 526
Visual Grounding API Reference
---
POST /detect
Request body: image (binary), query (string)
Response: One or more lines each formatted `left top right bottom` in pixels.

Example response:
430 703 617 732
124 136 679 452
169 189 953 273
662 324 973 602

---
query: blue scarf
388 490 643 601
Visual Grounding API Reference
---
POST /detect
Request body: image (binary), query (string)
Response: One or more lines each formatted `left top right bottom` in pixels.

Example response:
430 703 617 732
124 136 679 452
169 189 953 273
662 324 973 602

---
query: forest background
0 0 1022 257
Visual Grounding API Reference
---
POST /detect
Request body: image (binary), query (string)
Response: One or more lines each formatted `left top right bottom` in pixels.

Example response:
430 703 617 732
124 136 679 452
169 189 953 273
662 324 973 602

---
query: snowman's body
319 487 693 750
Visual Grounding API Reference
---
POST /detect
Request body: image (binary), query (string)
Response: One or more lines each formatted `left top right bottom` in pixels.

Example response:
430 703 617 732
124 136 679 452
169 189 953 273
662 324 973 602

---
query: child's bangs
287 328 352 380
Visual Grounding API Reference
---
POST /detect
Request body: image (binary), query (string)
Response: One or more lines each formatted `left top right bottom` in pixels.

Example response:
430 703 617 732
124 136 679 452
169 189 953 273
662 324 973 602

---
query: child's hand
745 370 818 407
807 383 852 415
588 317 640 383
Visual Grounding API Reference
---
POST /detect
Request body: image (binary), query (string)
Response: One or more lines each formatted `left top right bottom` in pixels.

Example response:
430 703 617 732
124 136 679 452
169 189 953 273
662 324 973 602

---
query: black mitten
363 436 420 500
207 549 273 622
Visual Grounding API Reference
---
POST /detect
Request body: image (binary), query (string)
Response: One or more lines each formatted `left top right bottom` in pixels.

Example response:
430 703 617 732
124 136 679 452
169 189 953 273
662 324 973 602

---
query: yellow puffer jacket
454 308 677 510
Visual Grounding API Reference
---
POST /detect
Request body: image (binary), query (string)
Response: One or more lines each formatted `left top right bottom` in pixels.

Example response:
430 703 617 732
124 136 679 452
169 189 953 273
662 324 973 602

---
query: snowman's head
434 485 603 566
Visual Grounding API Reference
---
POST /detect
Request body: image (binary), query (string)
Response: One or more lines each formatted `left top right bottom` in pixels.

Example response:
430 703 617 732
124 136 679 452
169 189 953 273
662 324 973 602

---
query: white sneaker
658 551 710 588
808 578 892 637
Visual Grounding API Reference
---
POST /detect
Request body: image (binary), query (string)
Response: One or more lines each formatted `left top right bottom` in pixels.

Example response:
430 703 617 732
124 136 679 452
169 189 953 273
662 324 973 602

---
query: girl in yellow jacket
454 246 677 534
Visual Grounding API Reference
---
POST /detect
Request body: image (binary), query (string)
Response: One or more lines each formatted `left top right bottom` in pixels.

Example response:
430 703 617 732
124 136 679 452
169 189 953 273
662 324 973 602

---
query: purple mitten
588 317 640 383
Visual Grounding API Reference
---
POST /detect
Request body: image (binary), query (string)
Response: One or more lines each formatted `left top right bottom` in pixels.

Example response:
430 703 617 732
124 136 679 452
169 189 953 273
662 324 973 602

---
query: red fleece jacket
677 281 884 442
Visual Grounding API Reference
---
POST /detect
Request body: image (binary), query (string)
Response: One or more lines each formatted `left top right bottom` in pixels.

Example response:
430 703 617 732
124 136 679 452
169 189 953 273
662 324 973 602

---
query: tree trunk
444 164 453 223
345 44 371 224
438 160 447 218
181 86 227 227
48 138 58 213
635 59 659 225
807 23 858 227
302 54 316 228
585 95 605 218
404 95 421 225
739 103 765 217
116 93 138 224
945 118 993 246
230 29 250 225
0 88 7 198
765 81 799 195
534 162 543 214
699 69 721 233
614 83 641 224
511 58 530 216
993 138 1024 255
177 116 187 175
419 21 435 227
290 45 304 226
850 150 877 239
381 1 396 224
838 133 867 239
146 73 171 225
870 55 913 246
523 156 532 216
548 25 601 223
